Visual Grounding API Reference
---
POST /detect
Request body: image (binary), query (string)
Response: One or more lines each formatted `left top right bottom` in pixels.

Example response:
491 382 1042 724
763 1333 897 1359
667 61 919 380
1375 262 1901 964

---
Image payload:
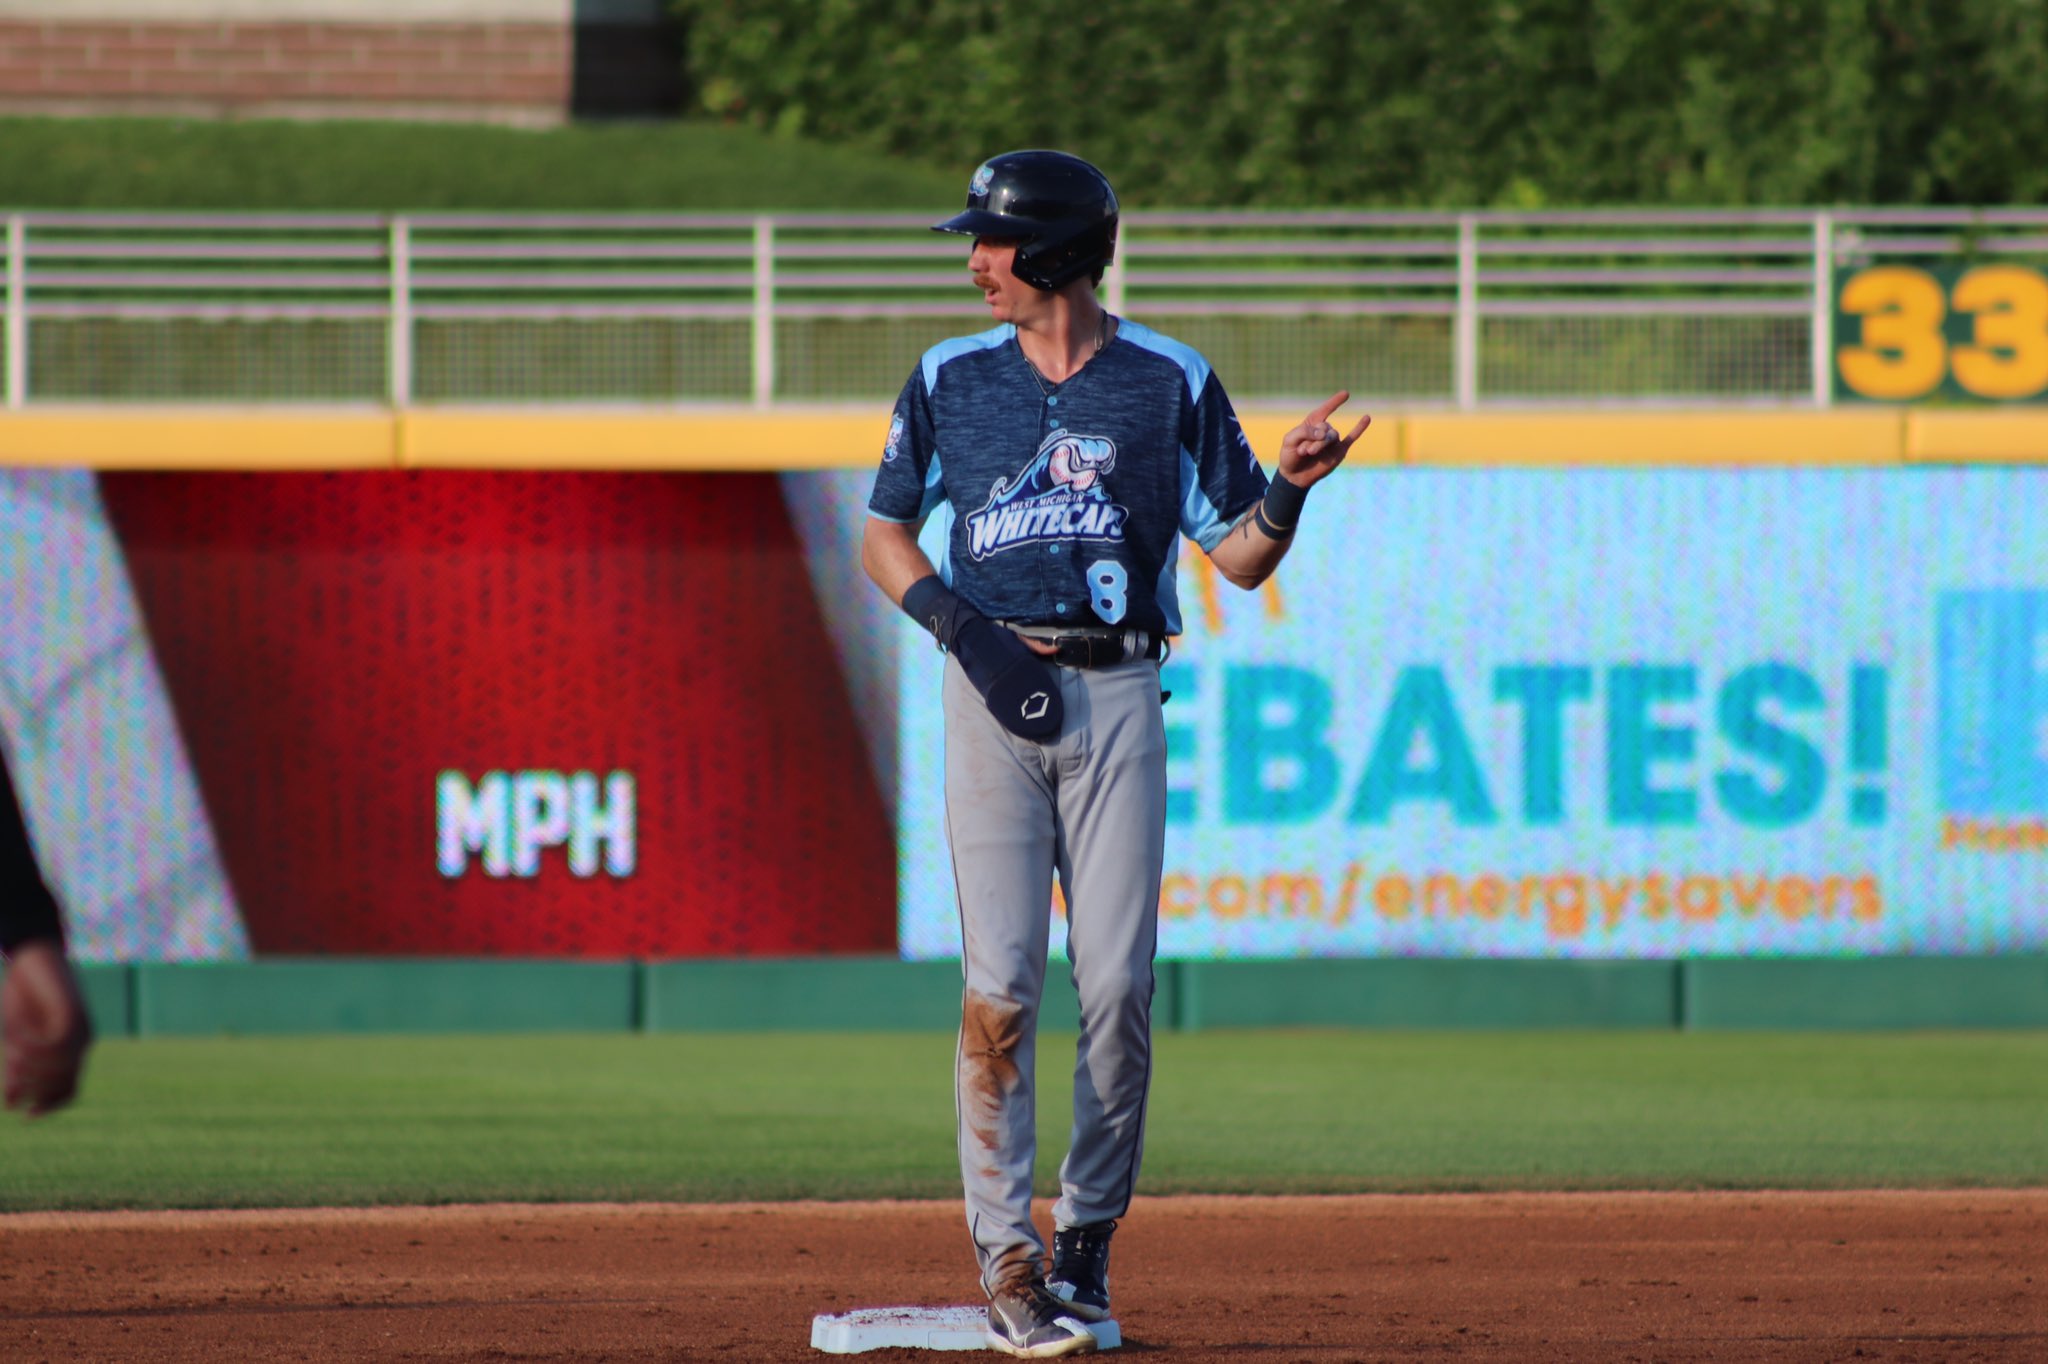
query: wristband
1256 473 1308 538
901 574 969 651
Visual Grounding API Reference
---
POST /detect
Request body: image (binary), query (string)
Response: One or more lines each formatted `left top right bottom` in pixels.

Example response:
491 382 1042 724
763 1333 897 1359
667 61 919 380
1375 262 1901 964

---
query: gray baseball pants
941 651 1166 1295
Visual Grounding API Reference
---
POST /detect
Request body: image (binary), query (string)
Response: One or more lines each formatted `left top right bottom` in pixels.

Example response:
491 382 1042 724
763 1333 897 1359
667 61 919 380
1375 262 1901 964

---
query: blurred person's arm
1 760 90 1117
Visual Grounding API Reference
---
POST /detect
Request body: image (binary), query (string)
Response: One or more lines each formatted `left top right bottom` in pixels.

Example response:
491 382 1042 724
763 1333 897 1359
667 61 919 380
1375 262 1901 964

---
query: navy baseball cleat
1047 1220 1115 1321
985 1276 1098 1358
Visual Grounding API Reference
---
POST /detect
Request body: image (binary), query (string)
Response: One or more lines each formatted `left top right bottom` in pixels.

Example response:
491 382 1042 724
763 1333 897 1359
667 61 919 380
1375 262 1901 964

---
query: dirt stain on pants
960 988 1025 1154
960 989 1043 1289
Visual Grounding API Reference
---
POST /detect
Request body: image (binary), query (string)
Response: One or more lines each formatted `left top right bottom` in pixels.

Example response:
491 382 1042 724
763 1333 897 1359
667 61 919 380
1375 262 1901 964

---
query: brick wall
0 19 571 121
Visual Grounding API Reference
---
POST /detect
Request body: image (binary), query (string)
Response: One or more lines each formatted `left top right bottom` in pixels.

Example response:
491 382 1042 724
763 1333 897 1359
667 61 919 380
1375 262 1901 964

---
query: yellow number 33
1838 264 2048 401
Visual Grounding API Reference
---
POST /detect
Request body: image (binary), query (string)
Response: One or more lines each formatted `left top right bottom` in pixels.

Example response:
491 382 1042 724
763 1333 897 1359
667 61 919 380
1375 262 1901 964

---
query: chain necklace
1022 310 1109 398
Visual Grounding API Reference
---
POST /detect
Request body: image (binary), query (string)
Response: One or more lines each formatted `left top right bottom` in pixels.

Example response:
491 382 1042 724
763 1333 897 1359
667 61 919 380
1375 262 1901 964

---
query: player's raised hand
1277 391 1371 488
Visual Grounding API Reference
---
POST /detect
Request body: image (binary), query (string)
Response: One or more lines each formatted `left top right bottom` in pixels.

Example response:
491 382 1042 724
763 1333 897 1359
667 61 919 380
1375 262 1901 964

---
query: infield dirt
5 1191 2044 1362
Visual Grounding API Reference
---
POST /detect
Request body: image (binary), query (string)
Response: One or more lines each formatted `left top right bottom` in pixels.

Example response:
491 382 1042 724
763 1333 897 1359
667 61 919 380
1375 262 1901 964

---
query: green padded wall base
1681 957 2048 1030
132 959 638 1036
8 955 2042 1036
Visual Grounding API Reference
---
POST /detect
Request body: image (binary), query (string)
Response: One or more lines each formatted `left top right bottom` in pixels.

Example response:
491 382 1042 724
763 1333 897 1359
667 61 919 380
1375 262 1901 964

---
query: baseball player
862 149 1367 1357
1 750 91 1118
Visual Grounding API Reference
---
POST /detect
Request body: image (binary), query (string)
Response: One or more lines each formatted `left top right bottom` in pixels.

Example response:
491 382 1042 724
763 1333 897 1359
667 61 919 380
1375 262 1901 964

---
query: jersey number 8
1087 560 1128 624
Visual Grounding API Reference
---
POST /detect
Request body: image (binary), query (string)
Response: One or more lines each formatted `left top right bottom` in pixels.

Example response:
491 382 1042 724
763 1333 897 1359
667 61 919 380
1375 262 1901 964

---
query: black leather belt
1058 631 1159 668
1011 629 1162 668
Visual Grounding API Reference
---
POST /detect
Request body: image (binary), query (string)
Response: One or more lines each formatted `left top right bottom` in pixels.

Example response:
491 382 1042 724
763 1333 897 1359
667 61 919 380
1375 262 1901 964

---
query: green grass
2 1031 2043 1211
0 116 960 212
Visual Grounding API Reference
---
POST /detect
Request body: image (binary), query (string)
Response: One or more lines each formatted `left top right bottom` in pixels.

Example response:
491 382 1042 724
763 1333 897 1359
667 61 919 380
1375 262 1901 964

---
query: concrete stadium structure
0 0 680 124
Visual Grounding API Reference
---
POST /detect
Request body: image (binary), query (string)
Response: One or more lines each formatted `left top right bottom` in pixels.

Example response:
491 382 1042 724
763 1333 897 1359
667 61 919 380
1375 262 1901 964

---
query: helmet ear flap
1014 219 1118 292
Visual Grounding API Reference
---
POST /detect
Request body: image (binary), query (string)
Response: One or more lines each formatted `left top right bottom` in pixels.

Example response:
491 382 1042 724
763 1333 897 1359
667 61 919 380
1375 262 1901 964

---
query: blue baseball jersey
867 318 1268 636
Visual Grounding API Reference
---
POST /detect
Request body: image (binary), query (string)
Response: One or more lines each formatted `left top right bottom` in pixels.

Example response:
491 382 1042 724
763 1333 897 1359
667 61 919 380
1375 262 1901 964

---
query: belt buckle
1053 634 1110 668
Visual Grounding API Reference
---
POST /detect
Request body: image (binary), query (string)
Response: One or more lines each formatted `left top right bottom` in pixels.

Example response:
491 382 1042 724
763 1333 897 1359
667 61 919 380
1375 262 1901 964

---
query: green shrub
674 0 2048 209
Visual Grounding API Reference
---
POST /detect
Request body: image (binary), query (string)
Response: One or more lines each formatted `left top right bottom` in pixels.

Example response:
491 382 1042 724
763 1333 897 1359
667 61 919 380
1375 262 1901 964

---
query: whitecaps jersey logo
965 428 1130 561
883 412 906 462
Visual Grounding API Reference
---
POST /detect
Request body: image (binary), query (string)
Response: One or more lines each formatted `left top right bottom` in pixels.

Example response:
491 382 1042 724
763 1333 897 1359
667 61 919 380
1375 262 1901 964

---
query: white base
810 1305 1121 1354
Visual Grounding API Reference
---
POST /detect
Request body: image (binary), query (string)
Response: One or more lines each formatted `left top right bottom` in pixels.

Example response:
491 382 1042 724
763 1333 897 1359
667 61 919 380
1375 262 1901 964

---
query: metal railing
4 207 2046 409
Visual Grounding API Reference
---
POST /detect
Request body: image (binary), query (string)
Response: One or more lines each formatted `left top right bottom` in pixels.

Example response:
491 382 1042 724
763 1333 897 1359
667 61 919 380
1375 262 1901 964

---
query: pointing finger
1341 414 1372 445
1305 390 1349 427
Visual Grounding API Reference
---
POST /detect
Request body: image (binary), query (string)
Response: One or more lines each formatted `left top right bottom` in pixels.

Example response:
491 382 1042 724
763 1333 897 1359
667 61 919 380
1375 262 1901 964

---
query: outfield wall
38 955 2048 1036
4 407 2048 1026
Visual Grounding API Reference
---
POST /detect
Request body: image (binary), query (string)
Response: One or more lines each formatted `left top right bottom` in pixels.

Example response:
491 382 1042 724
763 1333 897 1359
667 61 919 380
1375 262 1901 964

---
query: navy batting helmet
932 150 1118 293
